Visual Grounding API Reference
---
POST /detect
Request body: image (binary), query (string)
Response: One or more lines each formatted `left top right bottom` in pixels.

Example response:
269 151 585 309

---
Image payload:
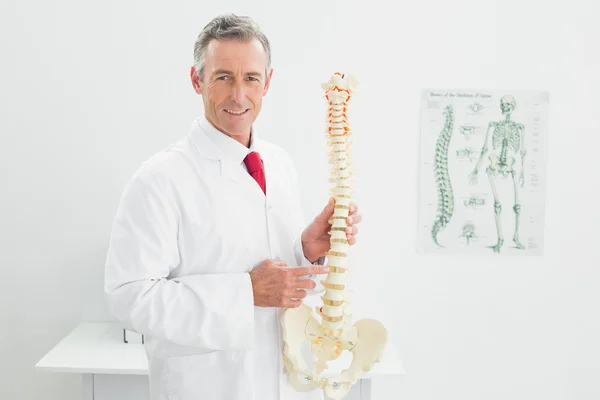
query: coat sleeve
104 168 254 350
285 153 326 295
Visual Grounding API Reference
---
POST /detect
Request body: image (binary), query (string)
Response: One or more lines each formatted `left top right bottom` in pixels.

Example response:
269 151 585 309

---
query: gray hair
193 13 271 81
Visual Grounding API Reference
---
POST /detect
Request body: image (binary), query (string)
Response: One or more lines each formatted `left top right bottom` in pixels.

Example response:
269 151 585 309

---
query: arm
518 123 527 186
473 122 494 172
104 170 254 350
285 151 318 265
469 122 494 184
287 155 326 294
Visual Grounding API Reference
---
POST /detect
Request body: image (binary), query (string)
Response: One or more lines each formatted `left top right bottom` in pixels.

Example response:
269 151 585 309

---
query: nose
231 80 245 105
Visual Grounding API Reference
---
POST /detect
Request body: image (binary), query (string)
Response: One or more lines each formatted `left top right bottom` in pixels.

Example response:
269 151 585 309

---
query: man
104 13 361 400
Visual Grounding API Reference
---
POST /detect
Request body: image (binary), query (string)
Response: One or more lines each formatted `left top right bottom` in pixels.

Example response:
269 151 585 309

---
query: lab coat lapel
252 137 284 204
220 158 267 200
260 150 276 201
188 119 266 201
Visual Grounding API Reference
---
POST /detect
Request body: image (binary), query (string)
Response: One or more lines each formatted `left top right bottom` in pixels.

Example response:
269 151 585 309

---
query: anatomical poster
416 89 550 256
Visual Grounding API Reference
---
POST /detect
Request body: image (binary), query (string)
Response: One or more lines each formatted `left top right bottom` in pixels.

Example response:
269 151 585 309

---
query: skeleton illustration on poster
417 89 549 256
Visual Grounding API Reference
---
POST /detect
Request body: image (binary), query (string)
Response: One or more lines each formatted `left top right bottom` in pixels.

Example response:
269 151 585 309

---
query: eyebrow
212 69 263 78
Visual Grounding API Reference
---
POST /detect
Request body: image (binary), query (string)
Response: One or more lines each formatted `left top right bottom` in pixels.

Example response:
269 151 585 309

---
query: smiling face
191 38 272 147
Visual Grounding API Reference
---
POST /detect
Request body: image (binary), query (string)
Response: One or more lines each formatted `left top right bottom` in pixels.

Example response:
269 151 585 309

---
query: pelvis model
281 73 388 400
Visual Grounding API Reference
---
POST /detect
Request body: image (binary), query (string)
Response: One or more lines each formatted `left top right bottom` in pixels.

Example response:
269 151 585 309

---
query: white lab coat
104 116 325 400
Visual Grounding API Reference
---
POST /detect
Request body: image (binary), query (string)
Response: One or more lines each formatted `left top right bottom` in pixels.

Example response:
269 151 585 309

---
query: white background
1 0 599 399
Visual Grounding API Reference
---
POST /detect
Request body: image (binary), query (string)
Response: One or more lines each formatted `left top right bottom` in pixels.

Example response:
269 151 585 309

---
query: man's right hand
249 259 328 308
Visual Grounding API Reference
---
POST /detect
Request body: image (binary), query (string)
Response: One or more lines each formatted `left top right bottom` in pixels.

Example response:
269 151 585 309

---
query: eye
217 75 229 81
247 76 258 81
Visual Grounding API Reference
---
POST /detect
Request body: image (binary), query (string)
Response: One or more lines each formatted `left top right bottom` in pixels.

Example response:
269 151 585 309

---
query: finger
345 225 358 235
294 278 317 290
347 234 356 245
289 289 308 299
347 213 361 225
282 298 303 308
291 264 328 277
349 203 358 214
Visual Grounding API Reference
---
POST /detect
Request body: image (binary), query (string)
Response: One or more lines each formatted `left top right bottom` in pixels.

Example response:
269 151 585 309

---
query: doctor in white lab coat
104 13 362 400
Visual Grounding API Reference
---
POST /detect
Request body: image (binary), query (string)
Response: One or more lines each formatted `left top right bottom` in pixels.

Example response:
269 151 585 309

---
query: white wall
1 0 599 399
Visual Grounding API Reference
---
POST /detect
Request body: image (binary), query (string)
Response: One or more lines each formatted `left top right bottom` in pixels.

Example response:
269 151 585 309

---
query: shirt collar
198 116 262 165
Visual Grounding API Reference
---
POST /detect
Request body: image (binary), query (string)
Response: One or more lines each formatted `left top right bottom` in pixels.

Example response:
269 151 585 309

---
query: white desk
35 322 404 400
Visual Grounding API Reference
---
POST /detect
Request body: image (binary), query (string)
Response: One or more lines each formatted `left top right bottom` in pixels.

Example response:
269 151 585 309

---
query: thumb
315 196 335 223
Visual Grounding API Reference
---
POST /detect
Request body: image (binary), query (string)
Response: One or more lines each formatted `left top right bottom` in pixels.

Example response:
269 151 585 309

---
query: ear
263 68 274 96
190 66 202 95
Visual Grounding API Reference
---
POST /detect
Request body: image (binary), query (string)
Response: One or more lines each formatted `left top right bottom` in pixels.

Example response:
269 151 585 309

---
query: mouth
224 108 249 116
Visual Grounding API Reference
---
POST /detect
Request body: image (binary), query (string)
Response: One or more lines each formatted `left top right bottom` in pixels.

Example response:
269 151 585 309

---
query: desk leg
91 373 149 400
82 374 94 400
324 379 370 400
360 379 372 400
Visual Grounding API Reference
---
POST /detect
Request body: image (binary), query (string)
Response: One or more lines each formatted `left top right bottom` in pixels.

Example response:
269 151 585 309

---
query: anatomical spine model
280 73 388 399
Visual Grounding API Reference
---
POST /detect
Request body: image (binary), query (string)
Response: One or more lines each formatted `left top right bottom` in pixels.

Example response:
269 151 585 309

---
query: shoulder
123 136 194 197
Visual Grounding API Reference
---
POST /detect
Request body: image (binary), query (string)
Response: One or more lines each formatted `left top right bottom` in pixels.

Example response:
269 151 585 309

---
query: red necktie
243 151 266 194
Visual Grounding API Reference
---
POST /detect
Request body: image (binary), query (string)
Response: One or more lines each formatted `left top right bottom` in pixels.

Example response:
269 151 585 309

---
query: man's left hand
301 197 361 263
